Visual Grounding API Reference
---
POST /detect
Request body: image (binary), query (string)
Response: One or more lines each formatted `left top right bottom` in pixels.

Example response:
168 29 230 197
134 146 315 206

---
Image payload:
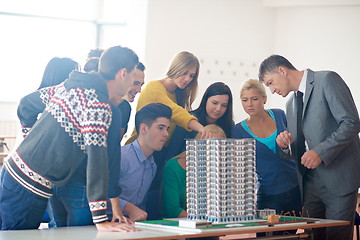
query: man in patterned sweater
0 46 138 231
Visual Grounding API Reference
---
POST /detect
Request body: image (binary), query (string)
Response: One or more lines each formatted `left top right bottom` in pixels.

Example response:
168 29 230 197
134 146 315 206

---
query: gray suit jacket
285 69 360 196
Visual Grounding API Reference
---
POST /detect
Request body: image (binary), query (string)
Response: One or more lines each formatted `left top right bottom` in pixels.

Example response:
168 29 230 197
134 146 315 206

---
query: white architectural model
186 138 256 224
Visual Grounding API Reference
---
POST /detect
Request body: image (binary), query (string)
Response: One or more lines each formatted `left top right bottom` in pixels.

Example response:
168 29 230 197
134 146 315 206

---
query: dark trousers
256 185 302 236
146 147 168 220
0 167 48 230
257 185 302 215
303 169 357 240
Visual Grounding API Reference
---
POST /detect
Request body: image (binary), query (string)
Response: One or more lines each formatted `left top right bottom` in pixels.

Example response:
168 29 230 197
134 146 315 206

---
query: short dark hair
83 57 100 73
98 46 139 80
87 48 104 59
137 62 146 71
135 103 172 134
258 55 297 82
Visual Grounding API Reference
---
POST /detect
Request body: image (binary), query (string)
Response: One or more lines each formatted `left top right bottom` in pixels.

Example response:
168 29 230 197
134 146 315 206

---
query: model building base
178 219 211 228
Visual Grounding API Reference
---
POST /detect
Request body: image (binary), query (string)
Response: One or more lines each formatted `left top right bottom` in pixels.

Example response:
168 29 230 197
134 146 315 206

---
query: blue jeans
0 167 48 230
48 180 93 227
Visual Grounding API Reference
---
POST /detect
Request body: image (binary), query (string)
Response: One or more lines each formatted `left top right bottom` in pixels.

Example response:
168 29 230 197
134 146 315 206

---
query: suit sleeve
313 72 360 165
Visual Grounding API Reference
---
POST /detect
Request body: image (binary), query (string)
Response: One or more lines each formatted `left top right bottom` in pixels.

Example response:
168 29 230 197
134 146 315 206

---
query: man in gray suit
258 55 360 240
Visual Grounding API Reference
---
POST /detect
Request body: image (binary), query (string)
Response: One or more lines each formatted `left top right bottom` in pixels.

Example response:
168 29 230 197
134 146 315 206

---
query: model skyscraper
186 138 256 224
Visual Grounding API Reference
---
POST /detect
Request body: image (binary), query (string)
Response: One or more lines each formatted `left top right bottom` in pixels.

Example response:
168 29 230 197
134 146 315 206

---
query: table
0 217 349 240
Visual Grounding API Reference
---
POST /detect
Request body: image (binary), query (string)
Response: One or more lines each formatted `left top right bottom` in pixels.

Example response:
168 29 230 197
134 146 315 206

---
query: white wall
272 4 360 110
2 0 360 135
144 0 360 123
144 0 276 123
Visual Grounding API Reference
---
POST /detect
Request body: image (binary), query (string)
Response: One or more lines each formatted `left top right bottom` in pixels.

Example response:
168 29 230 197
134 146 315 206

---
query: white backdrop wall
272 4 360 112
144 0 276 123
143 0 360 124
2 0 360 137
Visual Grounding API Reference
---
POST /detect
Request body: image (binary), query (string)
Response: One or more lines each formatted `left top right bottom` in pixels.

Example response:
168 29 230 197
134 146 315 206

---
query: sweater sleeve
143 81 196 129
162 159 184 218
126 81 197 144
17 85 62 137
84 101 113 224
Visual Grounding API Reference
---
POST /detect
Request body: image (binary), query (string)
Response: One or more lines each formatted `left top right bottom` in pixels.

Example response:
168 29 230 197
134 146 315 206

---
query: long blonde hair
174 124 226 159
166 51 199 111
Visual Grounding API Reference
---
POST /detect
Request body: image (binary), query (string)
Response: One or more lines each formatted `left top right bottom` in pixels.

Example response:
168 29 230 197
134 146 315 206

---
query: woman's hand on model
197 126 213 139
188 119 213 139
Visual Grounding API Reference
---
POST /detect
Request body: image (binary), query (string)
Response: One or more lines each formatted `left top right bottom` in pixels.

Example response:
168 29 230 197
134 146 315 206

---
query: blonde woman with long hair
231 79 301 237
126 51 211 220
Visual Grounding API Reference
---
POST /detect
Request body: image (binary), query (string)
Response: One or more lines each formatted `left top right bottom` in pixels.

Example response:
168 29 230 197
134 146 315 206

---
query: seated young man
109 103 172 221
